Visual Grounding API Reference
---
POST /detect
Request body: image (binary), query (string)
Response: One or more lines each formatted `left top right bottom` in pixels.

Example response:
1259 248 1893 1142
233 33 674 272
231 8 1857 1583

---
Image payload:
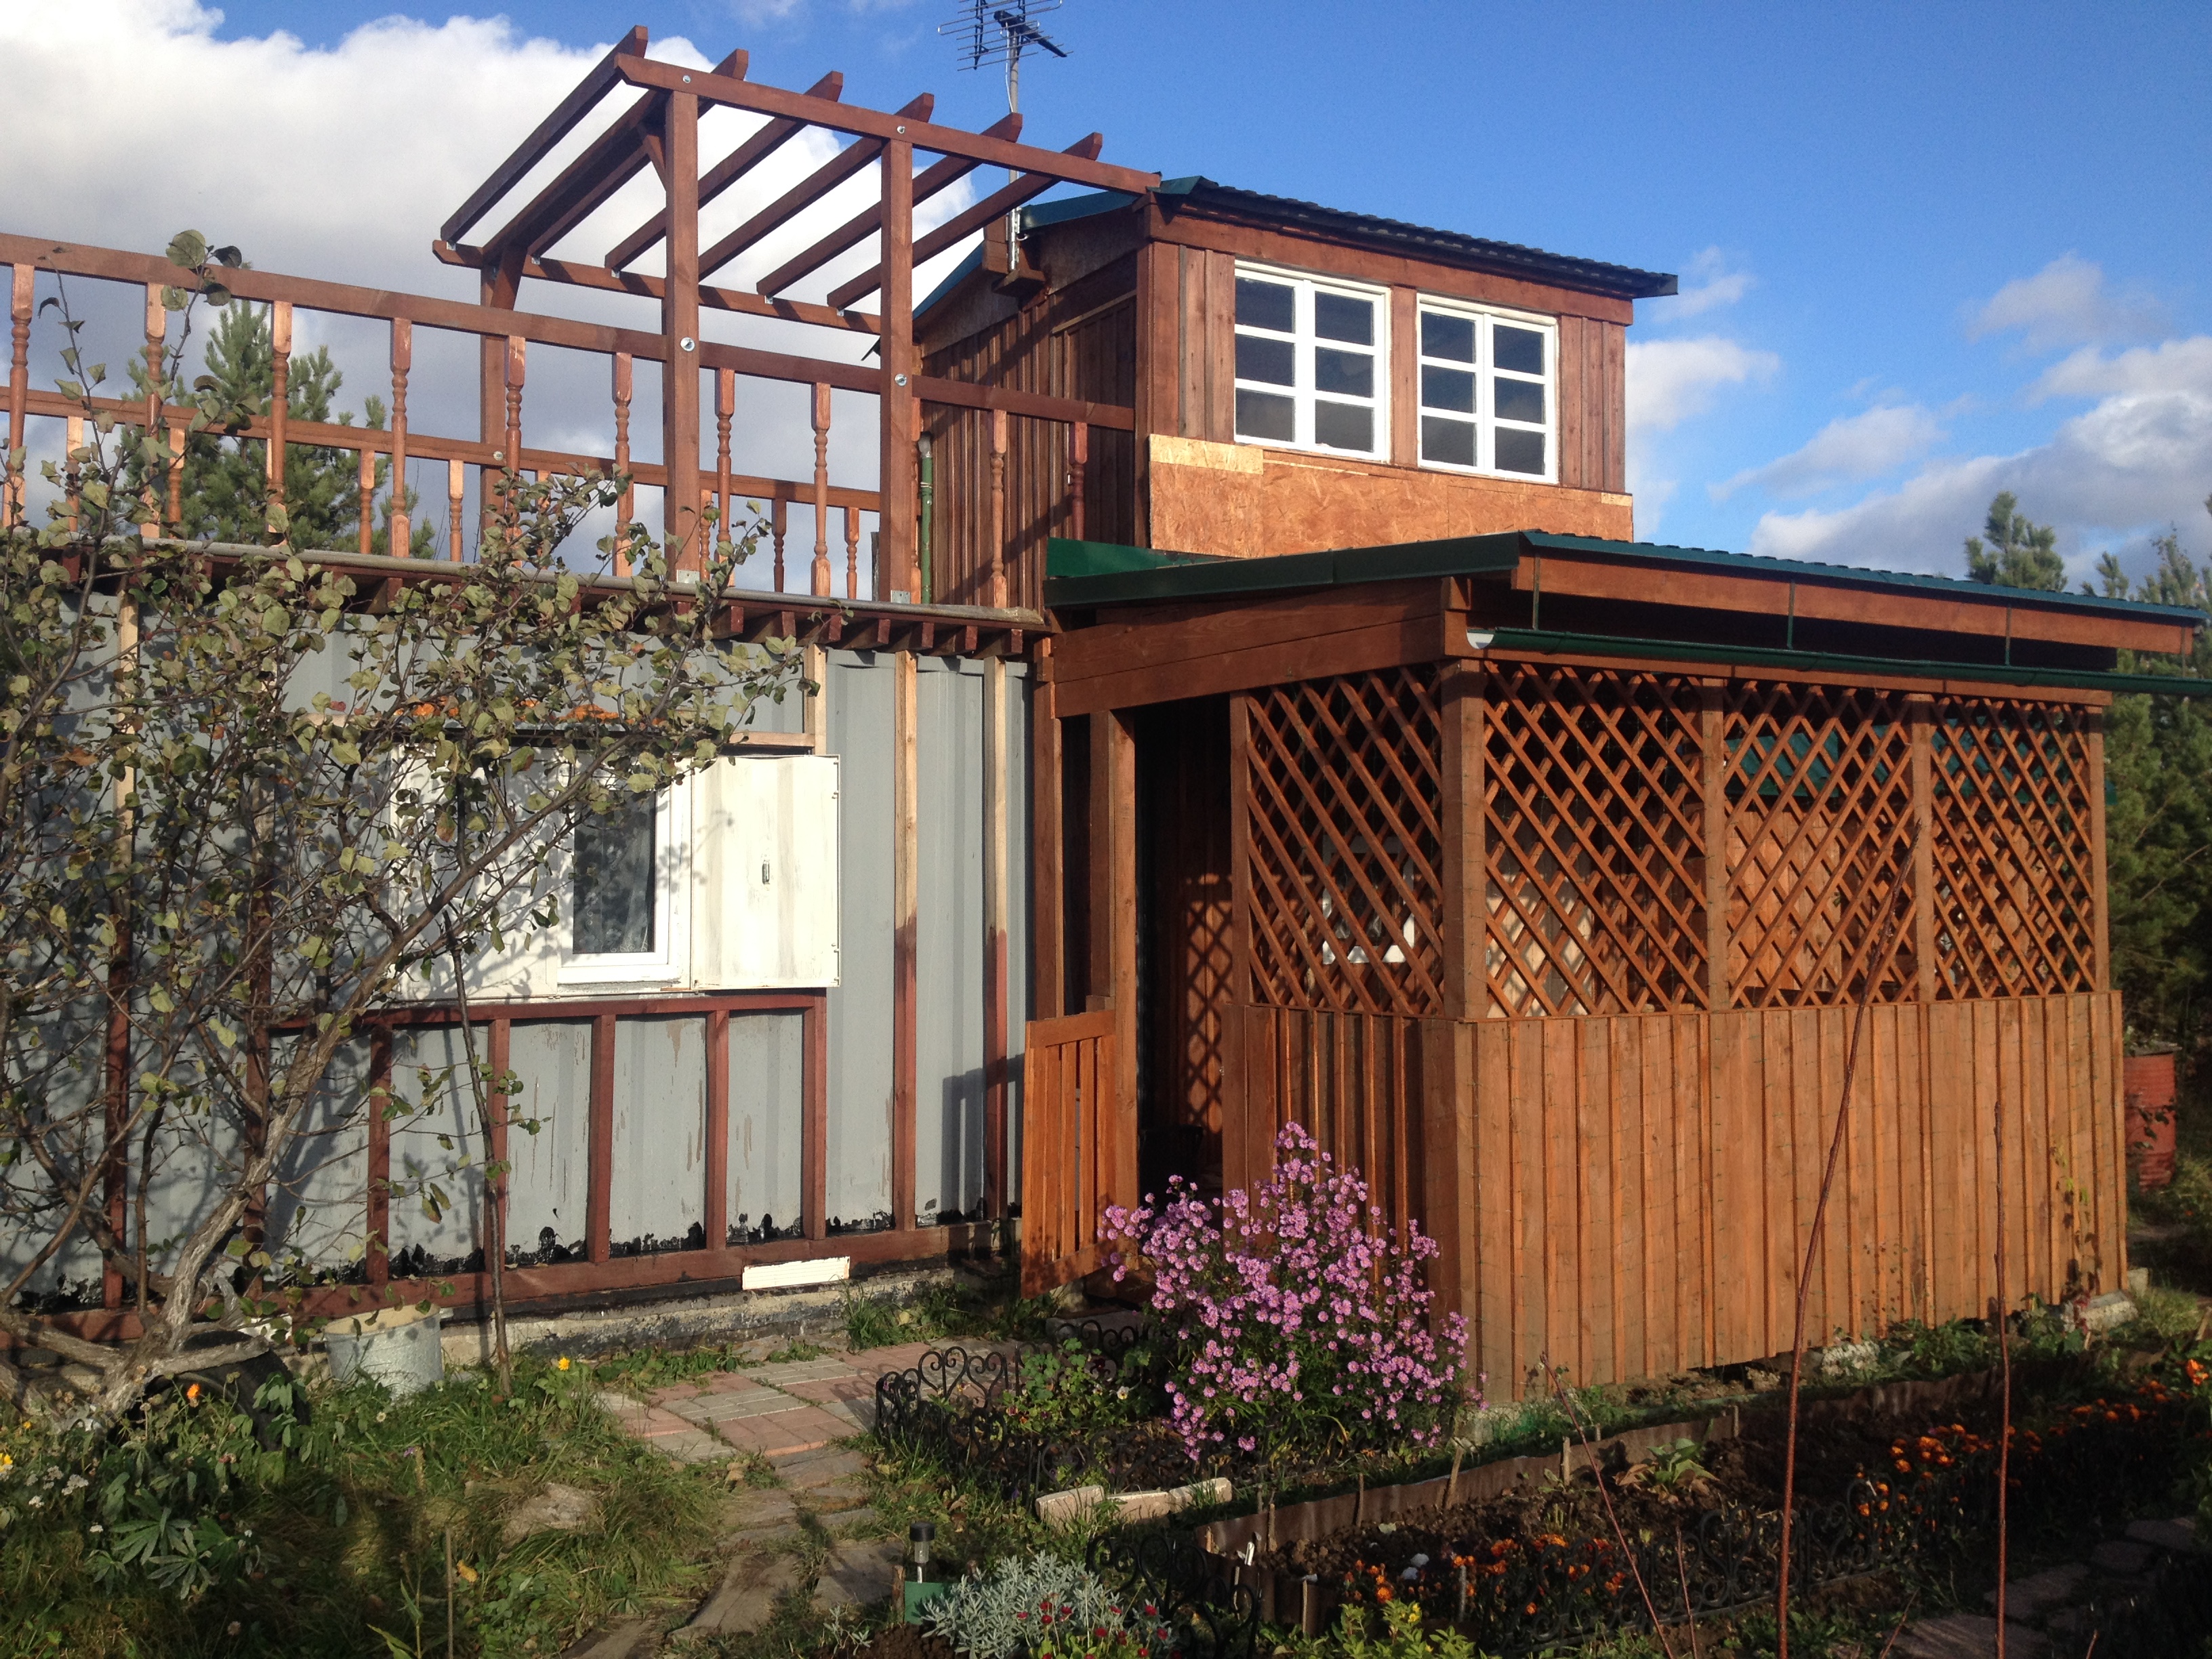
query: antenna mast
941 1 1069 120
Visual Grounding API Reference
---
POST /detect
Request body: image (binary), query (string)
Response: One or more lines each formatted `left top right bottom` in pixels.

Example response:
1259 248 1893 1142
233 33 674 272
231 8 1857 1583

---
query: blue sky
9 1 2210 586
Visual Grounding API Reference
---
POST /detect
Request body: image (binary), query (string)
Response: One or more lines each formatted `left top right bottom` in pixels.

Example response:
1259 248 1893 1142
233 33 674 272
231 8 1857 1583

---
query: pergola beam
432 240 884 333
442 25 651 246
699 92 935 282
613 55 1158 194
755 112 1017 299
825 136 1101 311
607 68 846 272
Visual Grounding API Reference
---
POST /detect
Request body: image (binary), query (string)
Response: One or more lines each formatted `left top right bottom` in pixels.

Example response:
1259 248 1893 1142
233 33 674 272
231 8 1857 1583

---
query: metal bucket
323 1305 445 1397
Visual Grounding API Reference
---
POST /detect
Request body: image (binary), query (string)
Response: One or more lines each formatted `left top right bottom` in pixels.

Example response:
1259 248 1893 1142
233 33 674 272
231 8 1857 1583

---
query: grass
840 1270 1060 1353
0 1353 721 1658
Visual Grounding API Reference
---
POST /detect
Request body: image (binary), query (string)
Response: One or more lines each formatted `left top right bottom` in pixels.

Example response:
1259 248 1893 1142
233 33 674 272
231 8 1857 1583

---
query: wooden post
267 302 291 533
811 381 833 596
5 264 30 526
893 650 920 1229
1069 420 1088 543
1225 691 1254 1192
478 245 523 541
704 1008 729 1252
984 656 1010 1220
612 351 634 573
662 89 703 571
1700 680 1730 1011
587 1012 615 1263
388 319 411 553
1910 695 1938 1002
1089 710 1138 1199
2087 708 2110 993
878 136 917 600
989 407 1008 609
1032 640 1065 1021
1440 661 1488 1020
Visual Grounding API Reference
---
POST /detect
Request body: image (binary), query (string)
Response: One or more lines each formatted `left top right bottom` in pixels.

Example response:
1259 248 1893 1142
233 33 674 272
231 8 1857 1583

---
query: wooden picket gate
1018 1008 1123 1295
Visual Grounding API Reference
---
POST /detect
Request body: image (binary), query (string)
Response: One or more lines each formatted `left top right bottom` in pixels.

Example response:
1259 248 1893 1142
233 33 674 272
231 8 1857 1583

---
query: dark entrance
1132 695 1233 1198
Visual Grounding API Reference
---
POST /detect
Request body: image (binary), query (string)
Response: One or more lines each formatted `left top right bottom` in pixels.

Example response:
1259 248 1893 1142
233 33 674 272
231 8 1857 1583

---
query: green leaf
202 283 231 308
165 230 209 268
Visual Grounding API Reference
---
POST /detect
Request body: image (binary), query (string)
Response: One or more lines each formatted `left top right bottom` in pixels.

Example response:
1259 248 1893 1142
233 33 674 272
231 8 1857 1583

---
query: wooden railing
1 233 1128 606
1018 1007 1126 1296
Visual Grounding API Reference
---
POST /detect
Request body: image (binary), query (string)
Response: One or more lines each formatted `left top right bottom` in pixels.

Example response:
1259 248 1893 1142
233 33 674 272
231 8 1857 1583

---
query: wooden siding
1235 991 2127 1397
1555 314 1628 495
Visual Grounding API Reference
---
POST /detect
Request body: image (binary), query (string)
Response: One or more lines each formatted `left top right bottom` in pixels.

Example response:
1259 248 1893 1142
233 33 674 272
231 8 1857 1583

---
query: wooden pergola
429 26 1158 591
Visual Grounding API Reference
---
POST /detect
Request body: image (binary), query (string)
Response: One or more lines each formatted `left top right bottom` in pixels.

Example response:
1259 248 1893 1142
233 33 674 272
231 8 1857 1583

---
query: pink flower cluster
1100 1123 1472 1464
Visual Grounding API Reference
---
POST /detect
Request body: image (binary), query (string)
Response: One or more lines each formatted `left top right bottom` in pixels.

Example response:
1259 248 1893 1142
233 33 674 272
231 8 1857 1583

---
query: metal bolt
680 337 697 352
682 74 693 84
897 125 906 134
893 373 908 386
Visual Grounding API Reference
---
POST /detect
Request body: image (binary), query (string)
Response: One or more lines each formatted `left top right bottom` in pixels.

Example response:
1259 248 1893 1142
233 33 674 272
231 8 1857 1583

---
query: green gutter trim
1476 627 2212 699
1044 533 1523 607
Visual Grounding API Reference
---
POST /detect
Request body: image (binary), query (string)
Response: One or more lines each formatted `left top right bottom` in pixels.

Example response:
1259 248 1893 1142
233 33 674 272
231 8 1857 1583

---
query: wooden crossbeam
433 239 882 333
826 137 1103 310
606 68 845 271
615 54 1154 194
698 92 934 281
442 26 650 246
754 112 1017 298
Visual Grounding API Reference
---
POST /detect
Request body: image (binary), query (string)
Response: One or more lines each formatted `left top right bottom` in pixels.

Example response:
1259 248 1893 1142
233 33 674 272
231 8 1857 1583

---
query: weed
1333 1599 1473 1659
844 1293 906 1352
594 1342 758 1395
1633 1438 1711 1490
762 1340 826 1365
2129 1280 2208 1344
1882 1318 1994 1378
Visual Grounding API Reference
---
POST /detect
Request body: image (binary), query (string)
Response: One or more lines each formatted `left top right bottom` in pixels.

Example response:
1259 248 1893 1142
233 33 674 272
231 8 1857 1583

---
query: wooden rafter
698 92 935 281
605 69 846 271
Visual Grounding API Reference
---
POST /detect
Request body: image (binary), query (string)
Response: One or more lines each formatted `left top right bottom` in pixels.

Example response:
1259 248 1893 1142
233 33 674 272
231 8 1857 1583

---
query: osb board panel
1448 991 2125 1397
1146 438 1632 559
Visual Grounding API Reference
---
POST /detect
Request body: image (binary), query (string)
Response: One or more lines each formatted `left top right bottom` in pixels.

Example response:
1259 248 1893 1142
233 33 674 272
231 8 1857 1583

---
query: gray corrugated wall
611 1015 707 1251
505 1020 593 1261
1006 662 1031 1209
728 1012 803 1240
824 650 895 1228
917 659 986 1223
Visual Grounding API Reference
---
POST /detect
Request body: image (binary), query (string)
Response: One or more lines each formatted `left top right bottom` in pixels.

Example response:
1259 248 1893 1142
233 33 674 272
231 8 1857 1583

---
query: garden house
5 30 2207 1397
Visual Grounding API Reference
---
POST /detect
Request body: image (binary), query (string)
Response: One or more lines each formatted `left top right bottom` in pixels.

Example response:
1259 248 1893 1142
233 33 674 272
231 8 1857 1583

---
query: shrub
922 1551 1171 1659
1101 1122 1471 1465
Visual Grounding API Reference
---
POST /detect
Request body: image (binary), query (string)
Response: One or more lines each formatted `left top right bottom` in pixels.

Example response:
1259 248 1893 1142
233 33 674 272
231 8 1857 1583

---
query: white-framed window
1415 300 1555 481
1232 264 1389 459
559 777 691 987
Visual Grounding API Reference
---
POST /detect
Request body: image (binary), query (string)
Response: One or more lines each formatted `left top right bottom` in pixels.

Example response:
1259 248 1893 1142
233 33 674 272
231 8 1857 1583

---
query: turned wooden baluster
357 446 375 555
5 265 30 527
714 367 734 562
501 334 526 529
611 351 633 574
844 504 860 600
1070 419 1088 543
266 302 292 539
772 497 787 593
63 413 83 534
140 285 164 538
166 423 184 528
810 381 832 597
989 407 1008 609
388 319 411 554
447 457 465 560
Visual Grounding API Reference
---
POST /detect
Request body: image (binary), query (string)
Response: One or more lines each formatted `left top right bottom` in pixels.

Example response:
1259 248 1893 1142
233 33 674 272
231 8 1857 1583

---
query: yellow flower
186 1383 201 1403
456 1561 478 1584
556 1357 571 1372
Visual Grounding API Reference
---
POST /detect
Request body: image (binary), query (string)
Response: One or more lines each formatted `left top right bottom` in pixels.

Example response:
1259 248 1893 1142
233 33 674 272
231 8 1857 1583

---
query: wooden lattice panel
1243 670 1446 1017
1930 699 2097 999
1482 662 1707 1017
1725 682 1917 1007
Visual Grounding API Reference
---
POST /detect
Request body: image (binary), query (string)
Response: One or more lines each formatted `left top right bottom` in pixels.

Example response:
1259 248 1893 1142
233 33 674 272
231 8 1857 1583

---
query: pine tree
1965 491 2066 591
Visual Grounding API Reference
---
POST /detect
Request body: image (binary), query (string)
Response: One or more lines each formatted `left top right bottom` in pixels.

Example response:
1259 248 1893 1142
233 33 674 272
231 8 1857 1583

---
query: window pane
1495 325 1545 376
1315 346 1373 398
574 793 656 955
1235 277 1294 333
1235 388 1295 442
1313 290 1374 345
1421 415 1475 468
1420 310 1475 363
1495 427 1547 475
1494 377 1547 425
1420 365 1475 413
1235 333 1294 387
1313 400 1374 452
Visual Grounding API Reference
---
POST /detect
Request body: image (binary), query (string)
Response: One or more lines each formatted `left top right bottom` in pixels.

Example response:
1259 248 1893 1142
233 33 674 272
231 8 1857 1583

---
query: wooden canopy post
878 134 917 600
1088 710 1139 1210
662 89 703 571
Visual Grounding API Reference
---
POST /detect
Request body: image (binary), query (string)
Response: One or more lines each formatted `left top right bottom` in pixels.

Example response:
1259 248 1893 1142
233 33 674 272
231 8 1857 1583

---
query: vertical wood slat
703 1008 729 1252
2087 713 2110 991
988 406 1008 608
1702 682 1729 1010
1910 697 1937 1000
587 1012 615 1264
1224 695 1255 1190
1440 662 1486 1020
804 994 828 1240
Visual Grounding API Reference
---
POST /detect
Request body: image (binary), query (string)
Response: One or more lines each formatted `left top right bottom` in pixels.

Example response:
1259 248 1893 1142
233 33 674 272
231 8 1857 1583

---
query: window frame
557 774 692 988
1413 297 1559 485
1230 262 1391 462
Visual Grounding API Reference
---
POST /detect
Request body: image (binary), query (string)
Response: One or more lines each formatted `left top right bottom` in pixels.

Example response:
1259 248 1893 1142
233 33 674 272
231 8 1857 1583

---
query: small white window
1416 301 1555 482
1232 266 1388 459
560 780 689 986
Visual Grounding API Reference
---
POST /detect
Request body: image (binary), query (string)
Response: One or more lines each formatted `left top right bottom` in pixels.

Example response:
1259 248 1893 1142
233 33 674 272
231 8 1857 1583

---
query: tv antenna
940 0 1068 117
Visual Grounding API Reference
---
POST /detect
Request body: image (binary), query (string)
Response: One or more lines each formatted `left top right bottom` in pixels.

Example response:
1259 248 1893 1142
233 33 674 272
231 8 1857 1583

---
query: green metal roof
1042 533 2211 698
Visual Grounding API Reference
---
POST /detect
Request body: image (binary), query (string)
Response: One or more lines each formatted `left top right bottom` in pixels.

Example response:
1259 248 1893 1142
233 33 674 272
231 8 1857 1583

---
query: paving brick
719 1404 854 1457
693 1391 809 1424
815 1538 905 1611
801 1477 872 1513
747 1357 857 1388
778 1446 871 1488
656 1429 739 1465
634 1406 708 1438
1896 1614 2049 1658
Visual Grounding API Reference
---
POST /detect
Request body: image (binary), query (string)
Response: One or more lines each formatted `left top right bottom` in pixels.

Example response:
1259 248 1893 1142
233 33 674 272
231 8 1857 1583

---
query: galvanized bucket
324 1305 445 1397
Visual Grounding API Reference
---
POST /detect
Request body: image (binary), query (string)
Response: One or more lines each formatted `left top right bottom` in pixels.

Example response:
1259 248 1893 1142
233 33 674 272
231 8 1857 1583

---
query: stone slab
815 1538 905 1611
655 1429 738 1465
800 1477 872 1513
2089 1538 2152 1576
823 1506 883 1534
687 1551 807 1636
1896 1614 2050 1658
776 1446 870 1488
558 1617 658 1659
2126 1515 2202 1555
1984 1562 2086 1620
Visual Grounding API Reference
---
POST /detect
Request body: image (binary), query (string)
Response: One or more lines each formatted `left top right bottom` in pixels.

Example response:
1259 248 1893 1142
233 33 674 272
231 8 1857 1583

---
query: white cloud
1711 403 1942 501
1654 247 1753 320
1967 253 2166 351
2030 337 2212 402
1625 336 1780 435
